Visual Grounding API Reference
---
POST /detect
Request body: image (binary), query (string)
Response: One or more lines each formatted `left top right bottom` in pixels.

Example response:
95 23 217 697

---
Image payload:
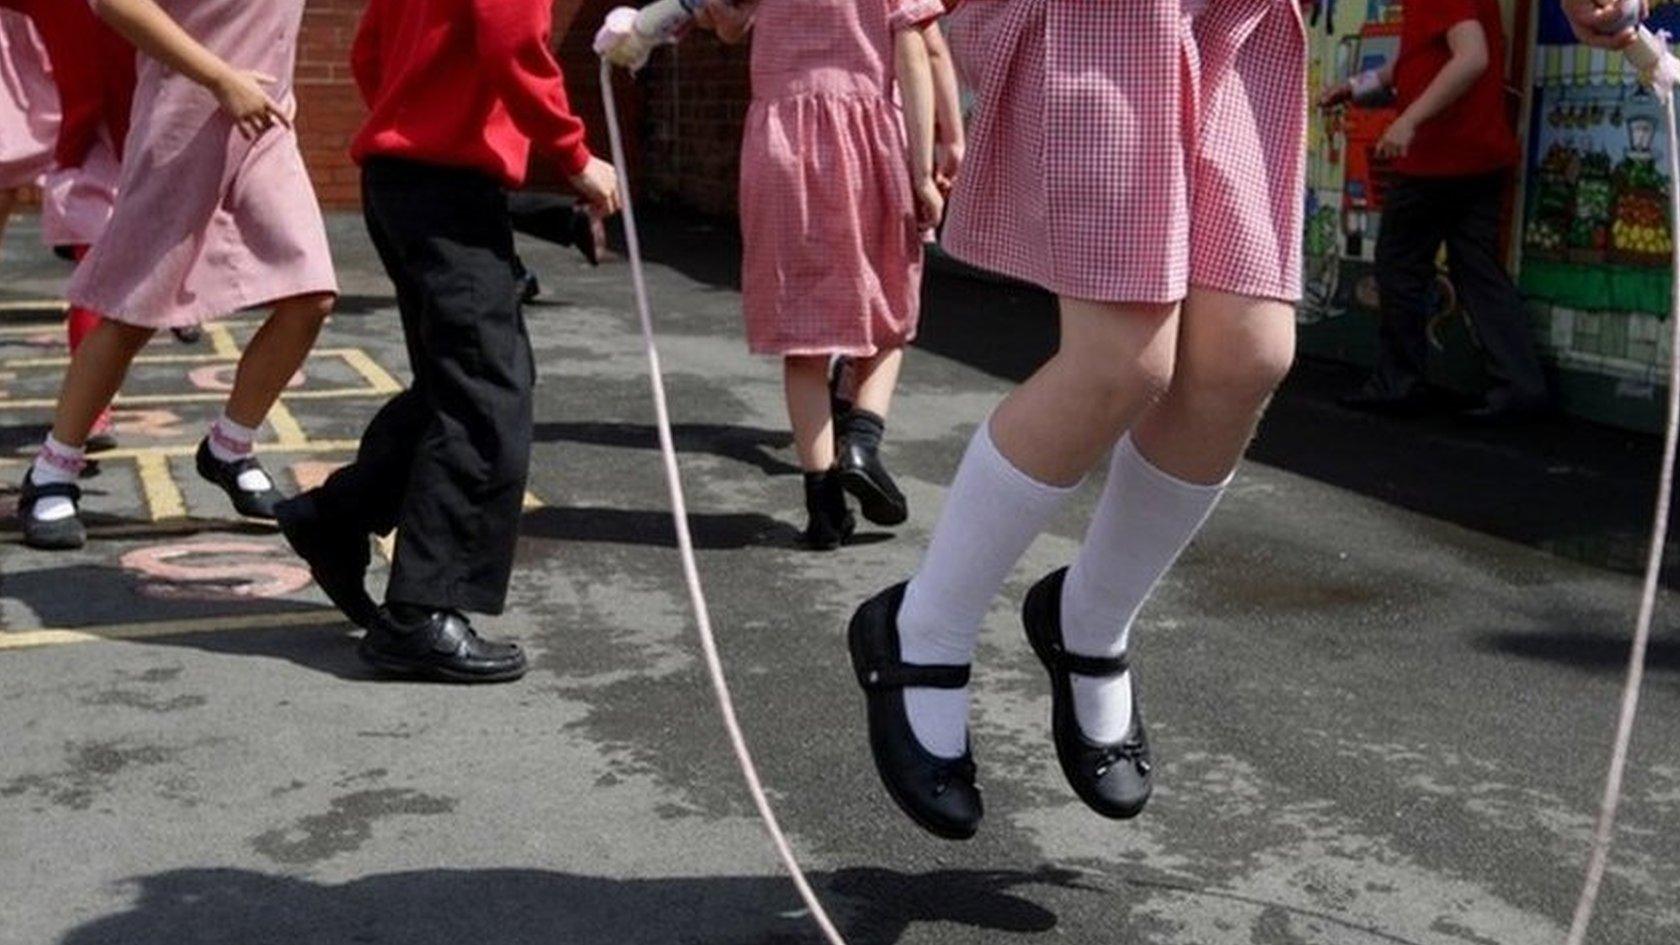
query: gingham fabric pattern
943 0 1307 305
738 0 943 357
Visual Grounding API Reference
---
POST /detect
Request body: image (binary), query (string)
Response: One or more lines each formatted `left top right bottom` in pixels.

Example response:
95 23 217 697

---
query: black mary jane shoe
360 607 529 684
848 583 982 840
275 490 377 628
195 438 283 520
803 469 856 551
17 471 86 550
1023 568 1154 820
837 435 908 527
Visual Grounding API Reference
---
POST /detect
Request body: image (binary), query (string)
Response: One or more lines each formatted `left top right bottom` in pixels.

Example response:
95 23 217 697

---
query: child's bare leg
223 293 333 427
784 354 837 472
50 320 155 447
1057 287 1294 748
895 297 1179 758
851 347 904 419
1132 288 1295 483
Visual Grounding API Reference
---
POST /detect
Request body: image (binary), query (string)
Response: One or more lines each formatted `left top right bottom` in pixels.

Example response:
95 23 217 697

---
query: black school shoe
275 491 377 628
1022 568 1154 819
803 469 856 551
360 607 529 684
837 412 908 527
848 583 982 840
195 438 283 520
17 471 85 550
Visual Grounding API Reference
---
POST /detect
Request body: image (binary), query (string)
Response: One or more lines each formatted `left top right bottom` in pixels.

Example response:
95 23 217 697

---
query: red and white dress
738 0 944 357
943 0 1307 305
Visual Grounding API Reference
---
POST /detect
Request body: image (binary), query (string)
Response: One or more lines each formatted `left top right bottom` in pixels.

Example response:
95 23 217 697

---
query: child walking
276 0 620 684
848 0 1309 839
696 0 955 550
16 0 337 550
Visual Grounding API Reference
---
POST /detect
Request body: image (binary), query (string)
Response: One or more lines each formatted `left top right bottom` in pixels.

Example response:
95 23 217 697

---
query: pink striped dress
67 0 336 329
0 11 55 191
943 0 1308 305
738 0 944 357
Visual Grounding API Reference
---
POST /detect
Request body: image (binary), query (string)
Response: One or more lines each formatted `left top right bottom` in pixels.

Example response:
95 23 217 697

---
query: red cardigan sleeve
472 0 593 177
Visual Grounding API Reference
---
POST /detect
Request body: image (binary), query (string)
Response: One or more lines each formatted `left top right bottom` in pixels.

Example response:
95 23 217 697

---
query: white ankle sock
1060 434 1227 743
898 420 1079 758
207 414 270 492
29 435 85 522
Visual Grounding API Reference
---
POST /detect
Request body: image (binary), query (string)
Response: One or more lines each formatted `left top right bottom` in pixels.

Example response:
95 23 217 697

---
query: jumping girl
16 0 336 550
0 10 52 257
847 0 1309 839
695 0 957 550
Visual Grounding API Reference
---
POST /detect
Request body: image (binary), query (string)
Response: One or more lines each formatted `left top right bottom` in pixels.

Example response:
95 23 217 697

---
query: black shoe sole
275 500 377 629
847 597 979 841
838 467 908 527
357 640 529 684
1023 572 1150 821
22 518 86 551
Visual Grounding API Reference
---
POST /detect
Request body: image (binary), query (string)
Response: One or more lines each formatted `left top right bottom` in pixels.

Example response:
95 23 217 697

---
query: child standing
276 0 619 684
16 0 337 550
848 0 1308 839
0 10 53 256
697 0 953 549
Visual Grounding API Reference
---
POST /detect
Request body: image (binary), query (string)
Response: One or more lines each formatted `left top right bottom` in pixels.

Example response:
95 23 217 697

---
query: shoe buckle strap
22 479 82 505
1049 644 1129 679
860 661 970 691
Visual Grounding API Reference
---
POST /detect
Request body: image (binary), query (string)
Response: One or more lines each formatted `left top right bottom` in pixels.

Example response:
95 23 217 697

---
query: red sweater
350 0 593 188
0 0 135 167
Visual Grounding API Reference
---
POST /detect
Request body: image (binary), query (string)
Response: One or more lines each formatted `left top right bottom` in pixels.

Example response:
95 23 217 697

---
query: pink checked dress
944 0 1307 304
0 11 55 191
67 0 336 329
738 0 944 356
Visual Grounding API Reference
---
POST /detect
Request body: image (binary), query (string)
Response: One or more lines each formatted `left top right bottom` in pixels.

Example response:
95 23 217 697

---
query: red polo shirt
350 0 593 188
1393 0 1520 177
0 0 134 167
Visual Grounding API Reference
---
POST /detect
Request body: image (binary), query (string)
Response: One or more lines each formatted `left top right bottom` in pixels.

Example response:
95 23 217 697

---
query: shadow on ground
59 866 1084 945
534 420 800 477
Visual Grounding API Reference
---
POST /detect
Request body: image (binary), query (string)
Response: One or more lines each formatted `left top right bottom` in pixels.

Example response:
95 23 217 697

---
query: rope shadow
533 420 800 477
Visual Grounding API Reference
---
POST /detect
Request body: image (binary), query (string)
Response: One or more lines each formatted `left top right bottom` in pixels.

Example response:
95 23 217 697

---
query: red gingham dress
738 0 944 357
943 0 1308 305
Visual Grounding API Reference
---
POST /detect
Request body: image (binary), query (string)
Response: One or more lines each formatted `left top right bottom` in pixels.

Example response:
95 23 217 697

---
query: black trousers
318 159 535 615
1370 172 1547 402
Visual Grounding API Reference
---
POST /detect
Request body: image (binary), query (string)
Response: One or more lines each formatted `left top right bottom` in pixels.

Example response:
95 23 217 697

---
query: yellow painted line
135 453 186 521
0 388 388 410
0 439 362 467
206 322 241 358
0 346 372 370
0 324 62 337
0 609 346 651
523 491 543 511
339 348 405 395
266 400 308 447
0 299 67 314
376 533 394 563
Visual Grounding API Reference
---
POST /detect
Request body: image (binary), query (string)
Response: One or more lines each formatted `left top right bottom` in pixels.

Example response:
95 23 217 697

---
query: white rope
597 60 851 945
1564 30 1678 945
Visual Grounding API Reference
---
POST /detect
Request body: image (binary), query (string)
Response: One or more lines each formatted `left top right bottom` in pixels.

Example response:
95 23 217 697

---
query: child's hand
913 175 945 231
1562 0 1645 49
1374 115 1416 159
571 156 623 218
214 70 289 140
1318 79 1353 109
934 138 964 196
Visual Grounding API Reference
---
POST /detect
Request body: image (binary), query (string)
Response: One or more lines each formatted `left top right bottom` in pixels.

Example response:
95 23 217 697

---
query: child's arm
471 0 620 215
922 22 965 195
90 0 287 140
896 27 943 229
693 0 758 45
1374 18 1488 159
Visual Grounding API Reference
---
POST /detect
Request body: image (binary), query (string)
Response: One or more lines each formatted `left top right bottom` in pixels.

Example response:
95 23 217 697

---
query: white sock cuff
36 435 86 475
1115 433 1232 496
213 413 259 441
975 417 1083 500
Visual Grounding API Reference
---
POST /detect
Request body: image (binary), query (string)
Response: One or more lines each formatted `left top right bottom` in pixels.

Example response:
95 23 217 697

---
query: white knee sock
1060 434 1227 743
207 413 271 492
28 435 85 522
898 420 1079 758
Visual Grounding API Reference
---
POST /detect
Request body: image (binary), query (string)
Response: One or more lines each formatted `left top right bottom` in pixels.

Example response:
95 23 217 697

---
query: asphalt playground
0 211 1676 945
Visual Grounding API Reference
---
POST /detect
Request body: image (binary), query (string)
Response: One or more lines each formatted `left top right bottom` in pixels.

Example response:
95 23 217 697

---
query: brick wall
292 0 643 208
637 35 752 216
